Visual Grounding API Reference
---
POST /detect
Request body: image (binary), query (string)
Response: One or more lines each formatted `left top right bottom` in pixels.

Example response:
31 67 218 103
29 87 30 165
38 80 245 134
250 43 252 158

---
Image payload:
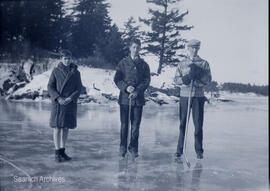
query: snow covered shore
1 65 266 105
2 65 177 105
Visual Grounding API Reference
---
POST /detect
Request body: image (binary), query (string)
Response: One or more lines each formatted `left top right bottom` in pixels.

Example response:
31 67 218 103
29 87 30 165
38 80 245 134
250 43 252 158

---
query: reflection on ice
118 158 138 191
191 162 203 191
175 162 203 191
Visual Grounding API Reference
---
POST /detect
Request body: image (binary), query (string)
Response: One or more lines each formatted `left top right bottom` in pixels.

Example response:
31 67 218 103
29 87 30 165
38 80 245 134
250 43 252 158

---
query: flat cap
186 39 201 48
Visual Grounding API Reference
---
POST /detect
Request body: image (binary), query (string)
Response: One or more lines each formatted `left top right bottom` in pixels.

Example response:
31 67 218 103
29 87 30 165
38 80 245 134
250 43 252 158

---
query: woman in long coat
47 50 82 162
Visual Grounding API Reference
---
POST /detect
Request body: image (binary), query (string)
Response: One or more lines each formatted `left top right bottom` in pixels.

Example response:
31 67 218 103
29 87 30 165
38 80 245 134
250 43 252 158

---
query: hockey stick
183 80 194 168
126 97 132 162
124 97 133 174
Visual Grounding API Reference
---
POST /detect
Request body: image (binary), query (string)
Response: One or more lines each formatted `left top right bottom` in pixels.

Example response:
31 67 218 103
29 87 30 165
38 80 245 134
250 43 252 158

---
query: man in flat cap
174 39 212 162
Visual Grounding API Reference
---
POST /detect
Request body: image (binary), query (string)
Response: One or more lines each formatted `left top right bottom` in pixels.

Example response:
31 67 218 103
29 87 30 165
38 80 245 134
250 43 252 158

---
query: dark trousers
120 105 143 153
176 97 205 155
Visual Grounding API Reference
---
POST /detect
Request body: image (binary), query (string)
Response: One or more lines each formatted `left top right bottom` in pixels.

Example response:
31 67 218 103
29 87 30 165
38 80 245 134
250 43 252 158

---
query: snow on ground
79 66 118 97
9 63 267 105
148 91 179 105
143 55 159 73
143 55 177 89
150 66 176 89
12 66 118 98
13 64 178 96
11 65 178 102
13 70 52 96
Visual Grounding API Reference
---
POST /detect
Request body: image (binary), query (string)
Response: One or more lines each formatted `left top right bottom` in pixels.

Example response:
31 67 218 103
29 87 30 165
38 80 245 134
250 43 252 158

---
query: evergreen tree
140 0 193 74
0 1 26 57
24 0 66 51
44 0 67 51
0 0 67 58
96 24 126 67
221 83 268 96
122 17 141 49
71 0 111 57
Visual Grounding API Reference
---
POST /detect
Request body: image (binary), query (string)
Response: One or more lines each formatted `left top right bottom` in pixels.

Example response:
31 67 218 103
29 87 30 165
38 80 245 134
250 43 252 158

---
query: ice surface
0 97 268 191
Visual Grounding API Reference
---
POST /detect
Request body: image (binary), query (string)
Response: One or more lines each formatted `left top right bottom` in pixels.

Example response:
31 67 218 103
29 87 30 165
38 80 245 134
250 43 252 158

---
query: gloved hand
57 97 66 105
126 86 135 93
182 74 192 85
189 64 204 79
63 97 72 105
128 91 138 99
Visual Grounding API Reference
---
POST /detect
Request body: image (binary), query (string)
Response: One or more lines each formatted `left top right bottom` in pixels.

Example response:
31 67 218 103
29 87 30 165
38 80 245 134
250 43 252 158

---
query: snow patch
150 66 176 89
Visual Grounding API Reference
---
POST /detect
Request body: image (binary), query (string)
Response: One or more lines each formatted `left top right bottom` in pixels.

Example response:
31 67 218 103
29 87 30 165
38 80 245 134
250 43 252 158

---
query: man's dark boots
119 147 127 158
197 153 203 160
55 149 64 163
128 146 139 159
59 148 72 161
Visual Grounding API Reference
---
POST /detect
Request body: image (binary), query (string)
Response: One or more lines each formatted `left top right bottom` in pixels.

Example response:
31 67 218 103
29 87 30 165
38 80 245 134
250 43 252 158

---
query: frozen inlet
0 97 268 191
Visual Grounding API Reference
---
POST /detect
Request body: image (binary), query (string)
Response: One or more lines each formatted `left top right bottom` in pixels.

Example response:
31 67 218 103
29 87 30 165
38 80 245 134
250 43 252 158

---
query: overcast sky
107 0 268 85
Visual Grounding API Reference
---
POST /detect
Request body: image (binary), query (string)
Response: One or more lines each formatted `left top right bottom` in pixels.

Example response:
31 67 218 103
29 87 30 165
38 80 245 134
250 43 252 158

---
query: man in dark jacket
114 38 151 158
47 50 82 162
174 39 211 162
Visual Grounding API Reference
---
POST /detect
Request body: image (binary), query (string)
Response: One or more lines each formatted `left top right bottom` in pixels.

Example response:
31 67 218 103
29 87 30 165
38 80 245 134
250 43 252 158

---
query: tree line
204 81 268 96
0 0 191 72
0 0 125 66
221 83 268 96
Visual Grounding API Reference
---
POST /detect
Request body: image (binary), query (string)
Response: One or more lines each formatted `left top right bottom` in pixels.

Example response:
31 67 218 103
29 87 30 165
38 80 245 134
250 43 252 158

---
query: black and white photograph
0 0 268 190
